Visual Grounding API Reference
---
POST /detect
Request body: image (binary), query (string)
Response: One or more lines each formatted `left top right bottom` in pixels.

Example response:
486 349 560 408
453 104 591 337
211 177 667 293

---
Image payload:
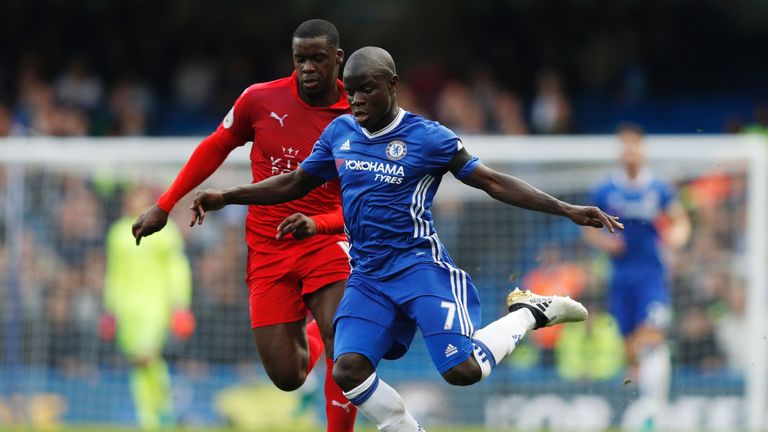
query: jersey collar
290 71 349 110
362 108 406 139
612 167 653 189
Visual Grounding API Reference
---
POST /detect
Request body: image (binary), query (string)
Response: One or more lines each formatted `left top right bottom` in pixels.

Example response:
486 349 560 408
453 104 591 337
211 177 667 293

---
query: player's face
292 37 343 97
619 131 646 172
344 71 398 131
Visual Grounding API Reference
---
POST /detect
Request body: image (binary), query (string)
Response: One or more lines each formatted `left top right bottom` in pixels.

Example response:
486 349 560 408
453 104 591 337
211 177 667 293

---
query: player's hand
566 204 624 233
189 189 226 227
276 213 317 240
132 205 169 246
98 313 116 342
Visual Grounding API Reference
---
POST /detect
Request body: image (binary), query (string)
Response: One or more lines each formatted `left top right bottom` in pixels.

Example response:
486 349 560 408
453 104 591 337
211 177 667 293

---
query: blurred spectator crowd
1 52 767 138
0 54 566 137
2 0 768 137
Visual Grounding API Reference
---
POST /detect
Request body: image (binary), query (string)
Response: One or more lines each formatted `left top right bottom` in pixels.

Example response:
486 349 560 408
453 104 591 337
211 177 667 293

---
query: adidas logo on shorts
444 343 458 357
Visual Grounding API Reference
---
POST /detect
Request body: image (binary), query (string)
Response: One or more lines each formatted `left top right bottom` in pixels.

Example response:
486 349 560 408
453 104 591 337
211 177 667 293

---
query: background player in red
130 19 357 431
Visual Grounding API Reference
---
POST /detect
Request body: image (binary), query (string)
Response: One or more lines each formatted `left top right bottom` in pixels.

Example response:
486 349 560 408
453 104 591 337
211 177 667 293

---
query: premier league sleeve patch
386 140 407 161
222 107 234 129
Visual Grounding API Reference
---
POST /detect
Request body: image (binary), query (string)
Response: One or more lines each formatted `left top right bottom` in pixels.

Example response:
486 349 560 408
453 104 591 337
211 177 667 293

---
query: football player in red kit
131 19 356 431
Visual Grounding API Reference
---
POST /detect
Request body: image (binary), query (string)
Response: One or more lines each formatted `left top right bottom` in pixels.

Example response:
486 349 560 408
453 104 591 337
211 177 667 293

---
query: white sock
472 309 536 378
343 373 421 432
638 343 671 420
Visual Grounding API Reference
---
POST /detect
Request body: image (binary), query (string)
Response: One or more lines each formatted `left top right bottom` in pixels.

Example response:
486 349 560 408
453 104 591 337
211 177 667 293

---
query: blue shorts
609 269 670 336
333 263 481 374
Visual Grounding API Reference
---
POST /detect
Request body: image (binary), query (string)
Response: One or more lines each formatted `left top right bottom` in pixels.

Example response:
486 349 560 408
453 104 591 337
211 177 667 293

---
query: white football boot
506 288 588 329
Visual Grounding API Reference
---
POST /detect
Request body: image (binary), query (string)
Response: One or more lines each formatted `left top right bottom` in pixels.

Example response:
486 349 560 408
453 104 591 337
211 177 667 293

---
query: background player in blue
583 123 690 430
189 46 624 432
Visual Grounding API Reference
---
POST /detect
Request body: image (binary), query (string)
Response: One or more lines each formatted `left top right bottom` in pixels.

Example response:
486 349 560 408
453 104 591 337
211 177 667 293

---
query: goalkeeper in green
101 186 194 429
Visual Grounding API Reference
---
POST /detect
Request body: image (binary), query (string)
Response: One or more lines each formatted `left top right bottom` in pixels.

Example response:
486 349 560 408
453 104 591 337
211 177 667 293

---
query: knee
268 370 306 392
332 353 374 392
442 359 482 386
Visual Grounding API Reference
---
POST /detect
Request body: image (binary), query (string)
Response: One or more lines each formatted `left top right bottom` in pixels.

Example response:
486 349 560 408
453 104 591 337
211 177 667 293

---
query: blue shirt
301 109 480 279
592 169 674 271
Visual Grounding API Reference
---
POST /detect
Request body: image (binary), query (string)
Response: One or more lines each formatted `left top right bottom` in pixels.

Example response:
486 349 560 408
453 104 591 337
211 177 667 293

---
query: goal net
0 135 765 431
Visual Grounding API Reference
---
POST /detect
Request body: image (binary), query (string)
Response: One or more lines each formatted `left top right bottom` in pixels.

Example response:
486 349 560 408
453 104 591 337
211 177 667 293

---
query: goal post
0 134 765 430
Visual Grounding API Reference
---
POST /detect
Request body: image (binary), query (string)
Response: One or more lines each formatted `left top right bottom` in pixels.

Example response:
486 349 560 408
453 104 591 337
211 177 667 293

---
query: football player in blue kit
584 123 690 429
189 46 624 432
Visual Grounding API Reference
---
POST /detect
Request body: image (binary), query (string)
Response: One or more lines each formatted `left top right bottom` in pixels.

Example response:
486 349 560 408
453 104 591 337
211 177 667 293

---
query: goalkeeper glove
98 313 116 342
171 309 196 340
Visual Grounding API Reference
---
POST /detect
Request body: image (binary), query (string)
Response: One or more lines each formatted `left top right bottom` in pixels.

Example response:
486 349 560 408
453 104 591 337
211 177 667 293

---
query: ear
389 74 399 93
336 49 344 65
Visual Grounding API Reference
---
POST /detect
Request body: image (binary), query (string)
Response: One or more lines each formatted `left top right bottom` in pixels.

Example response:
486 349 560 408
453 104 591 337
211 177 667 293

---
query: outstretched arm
450 148 623 232
132 129 242 245
189 167 326 226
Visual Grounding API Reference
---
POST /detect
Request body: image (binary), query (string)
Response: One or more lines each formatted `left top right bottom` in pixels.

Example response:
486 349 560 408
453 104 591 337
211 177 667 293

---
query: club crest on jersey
385 140 407 161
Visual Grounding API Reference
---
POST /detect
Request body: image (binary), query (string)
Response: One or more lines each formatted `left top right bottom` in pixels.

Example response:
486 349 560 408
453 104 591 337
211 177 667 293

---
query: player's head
616 122 646 174
343 46 399 131
292 19 344 101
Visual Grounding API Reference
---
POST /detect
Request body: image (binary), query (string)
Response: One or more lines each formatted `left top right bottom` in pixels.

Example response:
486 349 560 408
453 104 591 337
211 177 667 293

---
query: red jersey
157 72 349 250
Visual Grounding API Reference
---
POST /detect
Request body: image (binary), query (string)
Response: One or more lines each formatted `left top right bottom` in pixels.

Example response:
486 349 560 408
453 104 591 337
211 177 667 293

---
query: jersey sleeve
300 121 340 181
453 140 481 180
427 124 480 179
156 90 254 212
312 206 345 234
219 87 257 143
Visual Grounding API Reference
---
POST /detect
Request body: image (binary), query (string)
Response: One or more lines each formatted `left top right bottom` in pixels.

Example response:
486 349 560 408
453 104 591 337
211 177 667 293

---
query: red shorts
246 238 350 328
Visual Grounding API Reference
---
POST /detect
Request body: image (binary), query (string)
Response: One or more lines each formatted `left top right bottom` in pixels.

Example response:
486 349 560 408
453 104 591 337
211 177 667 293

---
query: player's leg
251 320 318 391
397 264 523 385
247 247 323 391
631 277 672 429
473 287 588 376
332 278 423 432
117 313 173 429
305 280 358 431
128 357 174 429
300 240 357 431
404 264 586 385
130 360 158 430
632 323 670 398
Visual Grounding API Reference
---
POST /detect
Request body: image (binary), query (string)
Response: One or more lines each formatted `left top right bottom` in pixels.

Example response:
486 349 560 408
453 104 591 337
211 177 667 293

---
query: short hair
615 121 646 136
293 19 340 48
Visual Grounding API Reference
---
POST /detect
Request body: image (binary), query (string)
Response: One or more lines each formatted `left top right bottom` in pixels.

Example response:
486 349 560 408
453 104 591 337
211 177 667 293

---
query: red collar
290 71 349 110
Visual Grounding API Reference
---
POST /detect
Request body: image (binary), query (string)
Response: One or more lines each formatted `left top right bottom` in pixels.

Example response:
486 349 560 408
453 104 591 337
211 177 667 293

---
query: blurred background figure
100 185 194 429
530 70 572 134
583 123 691 431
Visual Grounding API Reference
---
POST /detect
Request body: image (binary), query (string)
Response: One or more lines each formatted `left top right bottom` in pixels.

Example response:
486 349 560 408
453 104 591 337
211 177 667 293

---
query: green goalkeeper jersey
104 216 192 328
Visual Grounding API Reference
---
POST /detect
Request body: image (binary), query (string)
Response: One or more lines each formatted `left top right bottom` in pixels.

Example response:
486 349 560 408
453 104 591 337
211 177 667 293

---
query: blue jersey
301 108 480 279
592 169 674 271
